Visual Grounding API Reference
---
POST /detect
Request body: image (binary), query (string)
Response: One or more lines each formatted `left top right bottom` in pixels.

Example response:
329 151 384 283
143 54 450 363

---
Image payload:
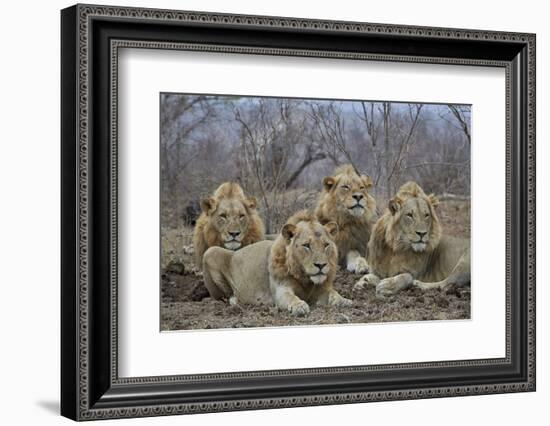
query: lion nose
352 194 364 201
416 231 427 239
228 231 240 238
314 262 327 271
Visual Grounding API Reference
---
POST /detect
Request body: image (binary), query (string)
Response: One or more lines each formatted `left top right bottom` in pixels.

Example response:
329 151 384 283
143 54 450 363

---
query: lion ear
388 197 402 215
246 196 257 210
361 175 373 189
324 221 339 238
428 194 439 208
281 224 297 243
200 197 217 215
322 176 336 191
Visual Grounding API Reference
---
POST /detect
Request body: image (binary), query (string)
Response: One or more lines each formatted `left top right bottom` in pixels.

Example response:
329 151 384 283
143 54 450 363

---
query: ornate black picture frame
61 4 536 421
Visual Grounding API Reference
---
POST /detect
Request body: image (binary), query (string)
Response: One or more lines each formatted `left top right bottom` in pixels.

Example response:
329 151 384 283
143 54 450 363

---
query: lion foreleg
314 288 352 308
271 280 310 316
202 247 235 301
375 273 414 298
346 250 369 274
414 252 470 291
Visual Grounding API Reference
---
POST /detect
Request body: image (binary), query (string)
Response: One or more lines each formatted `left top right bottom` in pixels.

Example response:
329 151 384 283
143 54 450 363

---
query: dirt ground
160 199 470 331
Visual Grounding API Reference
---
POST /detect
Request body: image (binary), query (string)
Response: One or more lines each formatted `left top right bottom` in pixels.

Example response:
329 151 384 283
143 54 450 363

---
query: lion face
388 192 440 253
322 170 374 218
282 220 338 285
201 196 257 250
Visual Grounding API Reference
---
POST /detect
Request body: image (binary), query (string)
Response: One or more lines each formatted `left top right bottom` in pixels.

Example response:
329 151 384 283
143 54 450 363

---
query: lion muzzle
411 231 429 252
223 230 243 250
347 195 367 217
308 262 329 284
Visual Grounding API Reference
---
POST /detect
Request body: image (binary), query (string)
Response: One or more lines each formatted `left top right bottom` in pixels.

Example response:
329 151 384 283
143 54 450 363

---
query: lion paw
347 256 369 274
340 297 353 307
329 292 353 307
354 257 370 274
376 275 412 298
376 279 399 298
288 300 310 316
354 273 380 291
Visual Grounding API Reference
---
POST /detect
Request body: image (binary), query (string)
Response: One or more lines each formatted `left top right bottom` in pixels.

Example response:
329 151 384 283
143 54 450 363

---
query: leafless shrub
160 95 471 233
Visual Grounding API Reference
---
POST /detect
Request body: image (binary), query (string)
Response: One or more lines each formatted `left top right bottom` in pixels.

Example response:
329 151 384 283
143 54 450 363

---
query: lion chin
347 205 365 217
411 242 427 252
224 241 242 250
309 274 327 285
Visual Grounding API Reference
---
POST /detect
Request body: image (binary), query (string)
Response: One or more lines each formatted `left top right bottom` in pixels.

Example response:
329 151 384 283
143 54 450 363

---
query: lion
314 164 377 274
354 181 470 297
192 182 265 269
202 210 352 316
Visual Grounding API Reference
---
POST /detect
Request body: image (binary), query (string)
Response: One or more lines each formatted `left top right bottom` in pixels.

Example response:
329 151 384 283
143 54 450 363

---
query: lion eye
406 213 414 218
424 213 430 218
239 214 245 219
359 186 365 190
341 185 350 190
302 243 311 250
219 213 227 219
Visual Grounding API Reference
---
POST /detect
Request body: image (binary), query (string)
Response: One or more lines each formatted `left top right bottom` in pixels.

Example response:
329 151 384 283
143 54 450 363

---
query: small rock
191 283 210 301
165 261 185 275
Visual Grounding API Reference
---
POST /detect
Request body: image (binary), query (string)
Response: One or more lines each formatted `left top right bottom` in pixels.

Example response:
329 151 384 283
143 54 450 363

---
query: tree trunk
284 152 327 189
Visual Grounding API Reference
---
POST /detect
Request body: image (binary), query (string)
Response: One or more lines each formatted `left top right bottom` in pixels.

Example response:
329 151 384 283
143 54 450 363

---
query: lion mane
314 164 376 273
192 182 265 269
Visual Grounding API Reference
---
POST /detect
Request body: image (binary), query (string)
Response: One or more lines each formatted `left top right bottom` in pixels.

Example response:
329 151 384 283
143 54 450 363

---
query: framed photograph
61 4 536 421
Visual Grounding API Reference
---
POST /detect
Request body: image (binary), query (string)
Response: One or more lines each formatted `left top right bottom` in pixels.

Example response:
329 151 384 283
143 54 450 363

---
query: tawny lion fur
201 210 351 316
359 181 470 296
193 182 265 269
315 164 376 273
